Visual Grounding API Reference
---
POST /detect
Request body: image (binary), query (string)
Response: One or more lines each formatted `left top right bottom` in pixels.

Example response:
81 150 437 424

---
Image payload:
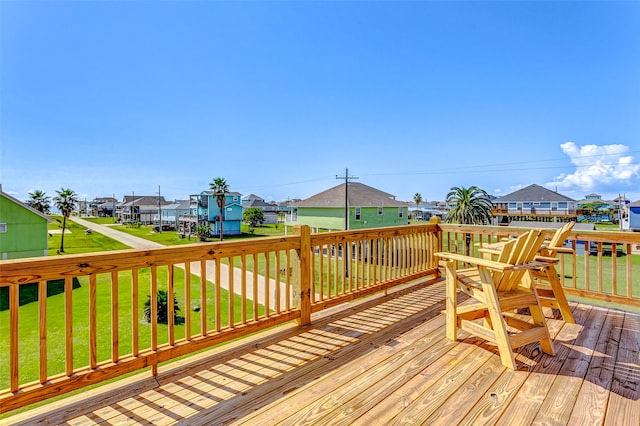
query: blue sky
1 1 639 205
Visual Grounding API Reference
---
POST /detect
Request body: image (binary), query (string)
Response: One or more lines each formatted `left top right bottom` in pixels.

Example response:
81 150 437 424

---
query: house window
398 208 403 218
0 223 6 233
355 208 361 221
378 207 383 215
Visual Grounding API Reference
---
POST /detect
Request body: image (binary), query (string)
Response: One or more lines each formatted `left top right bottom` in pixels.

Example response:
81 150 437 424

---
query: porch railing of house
1 223 638 414
0 224 439 413
439 223 640 307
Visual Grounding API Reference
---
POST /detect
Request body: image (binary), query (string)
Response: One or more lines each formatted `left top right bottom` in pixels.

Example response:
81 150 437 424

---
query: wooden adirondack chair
530 221 576 323
436 229 555 370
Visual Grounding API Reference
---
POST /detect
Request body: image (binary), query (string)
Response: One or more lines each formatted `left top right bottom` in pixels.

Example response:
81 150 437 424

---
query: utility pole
336 168 358 278
157 185 162 233
336 168 359 231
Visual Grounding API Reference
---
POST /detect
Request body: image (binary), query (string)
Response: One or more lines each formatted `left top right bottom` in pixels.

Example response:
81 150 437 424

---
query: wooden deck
5 278 639 425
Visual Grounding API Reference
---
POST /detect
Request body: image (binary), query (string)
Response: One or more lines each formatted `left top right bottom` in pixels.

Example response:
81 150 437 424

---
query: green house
287 182 408 231
0 186 51 260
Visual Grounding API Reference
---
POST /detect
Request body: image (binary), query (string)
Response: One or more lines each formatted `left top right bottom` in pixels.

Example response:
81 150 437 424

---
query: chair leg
528 300 555 356
480 271 517 370
444 260 458 341
543 266 575 324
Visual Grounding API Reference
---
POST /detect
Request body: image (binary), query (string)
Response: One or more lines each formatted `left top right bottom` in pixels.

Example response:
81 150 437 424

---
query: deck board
4 279 639 426
533 305 608 424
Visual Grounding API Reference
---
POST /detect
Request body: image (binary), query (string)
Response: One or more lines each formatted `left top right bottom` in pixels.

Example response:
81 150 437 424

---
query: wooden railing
0 224 439 413
2 222 638 414
439 223 640 307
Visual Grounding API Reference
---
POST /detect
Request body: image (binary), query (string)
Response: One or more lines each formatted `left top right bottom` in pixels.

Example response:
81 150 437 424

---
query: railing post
429 217 443 274
293 225 312 326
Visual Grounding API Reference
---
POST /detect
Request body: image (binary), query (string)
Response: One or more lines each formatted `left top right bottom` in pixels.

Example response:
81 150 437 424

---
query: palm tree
27 190 51 214
445 186 493 255
53 188 79 253
413 193 423 219
209 177 229 241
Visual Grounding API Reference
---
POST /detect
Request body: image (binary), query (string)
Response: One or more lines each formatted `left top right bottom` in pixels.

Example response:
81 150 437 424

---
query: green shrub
143 289 181 323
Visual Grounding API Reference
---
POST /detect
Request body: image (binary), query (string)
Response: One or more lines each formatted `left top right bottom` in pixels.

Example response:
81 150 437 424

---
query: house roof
175 199 191 209
293 183 406 208
0 185 51 222
496 184 575 203
244 199 276 208
242 194 264 202
629 200 640 207
121 196 172 206
163 200 191 210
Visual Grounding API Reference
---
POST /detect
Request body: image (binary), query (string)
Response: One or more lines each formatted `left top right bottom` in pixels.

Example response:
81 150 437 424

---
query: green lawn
0 265 266 391
3 216 271 395
108 222 287 246
48 216 130 255
81 216 118 225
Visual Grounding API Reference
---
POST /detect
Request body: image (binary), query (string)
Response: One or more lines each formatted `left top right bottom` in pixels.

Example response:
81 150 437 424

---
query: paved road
70 217 288 310
71 217 164 249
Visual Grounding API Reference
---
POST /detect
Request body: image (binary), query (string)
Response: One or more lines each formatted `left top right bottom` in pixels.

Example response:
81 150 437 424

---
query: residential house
576 193 616 222
242 194 278 224
286 182 408 231
156 200 190 230
116 195 172 224
628 200 640 231
409 200 447 221
276 199 300 223
89 197 118 217
0 185 51 259
180 190 243 237
492 184 577 225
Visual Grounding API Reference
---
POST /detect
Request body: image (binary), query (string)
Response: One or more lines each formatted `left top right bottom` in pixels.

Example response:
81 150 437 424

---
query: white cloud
547 142 639 193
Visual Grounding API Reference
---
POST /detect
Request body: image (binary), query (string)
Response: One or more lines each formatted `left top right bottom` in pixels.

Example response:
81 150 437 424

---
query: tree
209 177 229 241
413 193 423 219
580 201 607 222
243 207 265 228
445 186 493 255
53 188 79 253
27 190 51 214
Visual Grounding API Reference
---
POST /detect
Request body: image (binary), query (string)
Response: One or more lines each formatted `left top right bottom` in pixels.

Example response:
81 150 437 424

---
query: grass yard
110 223 194 246
48 216 130 255
0 265 266 391
4 216 273 395
108 222 288 246
81 217 118 225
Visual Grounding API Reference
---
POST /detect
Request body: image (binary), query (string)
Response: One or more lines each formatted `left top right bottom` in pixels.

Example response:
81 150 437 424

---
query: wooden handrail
438 223 640 308
0 224 440 413
2 222 638 413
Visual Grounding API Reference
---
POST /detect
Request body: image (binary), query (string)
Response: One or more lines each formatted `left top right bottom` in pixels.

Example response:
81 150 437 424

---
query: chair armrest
552 247 574 254
534 255 560 264
435 252 512 271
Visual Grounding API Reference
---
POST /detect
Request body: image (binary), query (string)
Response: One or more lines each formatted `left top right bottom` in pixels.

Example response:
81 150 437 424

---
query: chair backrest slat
545 222 575 256
493 229 545 292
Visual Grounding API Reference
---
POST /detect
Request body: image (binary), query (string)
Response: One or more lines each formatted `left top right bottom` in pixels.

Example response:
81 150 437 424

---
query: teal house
197 190 243 236
0 186 51 260
287 183 408 231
